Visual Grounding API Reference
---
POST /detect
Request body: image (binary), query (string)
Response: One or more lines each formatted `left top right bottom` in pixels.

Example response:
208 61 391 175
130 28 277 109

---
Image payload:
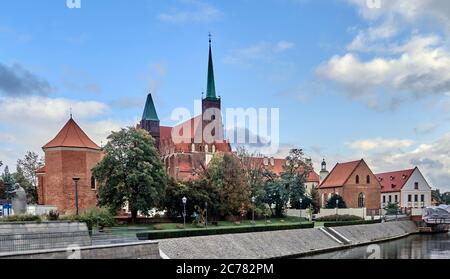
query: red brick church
36 38 319 213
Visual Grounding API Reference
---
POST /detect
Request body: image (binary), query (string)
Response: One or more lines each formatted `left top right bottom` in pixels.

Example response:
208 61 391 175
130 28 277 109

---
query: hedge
137 222 314 240
323 219 382 227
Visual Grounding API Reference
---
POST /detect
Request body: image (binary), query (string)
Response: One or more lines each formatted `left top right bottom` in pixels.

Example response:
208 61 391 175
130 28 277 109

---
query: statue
10 183 27 214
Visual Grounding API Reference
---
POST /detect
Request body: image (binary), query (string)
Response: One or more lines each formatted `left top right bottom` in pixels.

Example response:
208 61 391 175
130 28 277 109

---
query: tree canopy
92 127 168 222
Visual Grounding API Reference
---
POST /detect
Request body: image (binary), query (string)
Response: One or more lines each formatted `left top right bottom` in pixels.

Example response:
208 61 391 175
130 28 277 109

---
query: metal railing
0 231 91 253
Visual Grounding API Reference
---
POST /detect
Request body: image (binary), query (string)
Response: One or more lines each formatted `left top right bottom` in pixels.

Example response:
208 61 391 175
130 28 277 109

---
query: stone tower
140 93 161 150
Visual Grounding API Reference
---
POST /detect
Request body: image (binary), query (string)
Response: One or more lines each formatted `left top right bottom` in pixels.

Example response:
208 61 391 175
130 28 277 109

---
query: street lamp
205 201 208 228
182 196 187 229
299 198 303 222
336 199 339 222
72 177 80 215
251 196 256 225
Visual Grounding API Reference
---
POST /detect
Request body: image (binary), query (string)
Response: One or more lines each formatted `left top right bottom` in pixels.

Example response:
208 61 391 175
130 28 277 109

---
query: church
36 38 320 213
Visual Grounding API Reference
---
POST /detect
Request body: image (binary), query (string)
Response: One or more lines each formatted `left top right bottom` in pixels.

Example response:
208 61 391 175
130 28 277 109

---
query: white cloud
157 0 221 23
224 41 295 65
348 138 414 151
0 96 127 172
317 35 450 109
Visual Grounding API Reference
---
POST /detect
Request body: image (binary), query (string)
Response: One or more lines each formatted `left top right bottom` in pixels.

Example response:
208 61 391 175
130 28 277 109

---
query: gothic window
366 175 370 184
263 158 269 166
358 193 365 208
356 175 360 184
270 158 275 167
212 145 216 153
205 144 209 153
321 193 325 208
191 144 196 152
91 176 96 190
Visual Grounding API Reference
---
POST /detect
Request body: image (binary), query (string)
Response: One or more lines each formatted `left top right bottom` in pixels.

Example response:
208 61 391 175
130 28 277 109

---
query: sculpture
10 183 27 214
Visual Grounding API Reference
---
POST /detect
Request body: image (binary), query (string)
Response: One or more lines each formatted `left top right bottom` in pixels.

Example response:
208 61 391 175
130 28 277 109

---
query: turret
320 158 329 184
140 93 161 149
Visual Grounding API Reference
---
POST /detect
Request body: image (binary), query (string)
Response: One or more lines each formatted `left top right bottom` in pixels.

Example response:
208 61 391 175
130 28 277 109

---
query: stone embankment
159 221 418 259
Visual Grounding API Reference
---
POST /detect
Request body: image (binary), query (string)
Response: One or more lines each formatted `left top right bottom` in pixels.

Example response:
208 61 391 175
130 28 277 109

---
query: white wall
381 192 401 208
401 168 432 208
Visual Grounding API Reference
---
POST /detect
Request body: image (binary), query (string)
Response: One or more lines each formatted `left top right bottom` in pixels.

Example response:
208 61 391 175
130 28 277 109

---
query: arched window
356 175 360 184
366 175 371 184
321 193 325 208
358 193 365 208
205 144 209 153
91 176 96 190
191 143 196 152
212 145 216 153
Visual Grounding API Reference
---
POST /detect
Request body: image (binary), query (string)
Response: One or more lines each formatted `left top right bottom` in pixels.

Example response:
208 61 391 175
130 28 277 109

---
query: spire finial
209 32 212 45
70 107 73 119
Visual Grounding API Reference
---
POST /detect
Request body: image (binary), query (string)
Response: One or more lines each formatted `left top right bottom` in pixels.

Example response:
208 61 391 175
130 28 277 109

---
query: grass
106 216 308 237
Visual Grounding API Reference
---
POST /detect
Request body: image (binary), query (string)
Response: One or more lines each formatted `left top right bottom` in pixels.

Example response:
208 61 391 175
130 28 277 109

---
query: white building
376 167 432 209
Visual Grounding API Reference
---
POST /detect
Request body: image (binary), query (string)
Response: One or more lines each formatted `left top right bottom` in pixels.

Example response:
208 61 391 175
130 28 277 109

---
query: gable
403 168 432 191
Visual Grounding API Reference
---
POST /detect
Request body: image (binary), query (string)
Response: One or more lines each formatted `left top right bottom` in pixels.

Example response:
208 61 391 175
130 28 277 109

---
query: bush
46 210 60 221
59 208 115 230
316 215 363 222
0 214 42 223
323 219 382 227
137 222 315 240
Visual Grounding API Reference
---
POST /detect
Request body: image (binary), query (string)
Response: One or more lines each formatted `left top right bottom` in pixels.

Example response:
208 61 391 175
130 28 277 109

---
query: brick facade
318 159 381 210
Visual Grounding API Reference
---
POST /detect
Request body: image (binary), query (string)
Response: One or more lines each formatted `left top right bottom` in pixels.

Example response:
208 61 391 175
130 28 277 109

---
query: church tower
140 93 161 149
202 34 223 142
319 158 329 184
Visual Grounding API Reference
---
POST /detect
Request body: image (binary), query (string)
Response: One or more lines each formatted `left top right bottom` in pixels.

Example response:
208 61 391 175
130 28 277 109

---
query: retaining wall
159 221 418 259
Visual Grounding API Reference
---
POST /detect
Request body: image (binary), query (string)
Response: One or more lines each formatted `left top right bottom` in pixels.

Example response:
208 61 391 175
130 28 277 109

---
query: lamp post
336 199 339 222
182 196 187 229
205 201 208 228
251 196 256 225
299 198 303 222
72 177 80 216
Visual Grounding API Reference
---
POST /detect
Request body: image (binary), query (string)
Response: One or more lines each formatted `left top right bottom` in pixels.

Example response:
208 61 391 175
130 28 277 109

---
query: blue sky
0 0 449 191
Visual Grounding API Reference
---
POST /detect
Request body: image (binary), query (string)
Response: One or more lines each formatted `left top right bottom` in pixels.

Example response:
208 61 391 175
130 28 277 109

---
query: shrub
46 210 60 221
316 214 363 222
0 214 42 223
137 223 315 240
80 208 116 231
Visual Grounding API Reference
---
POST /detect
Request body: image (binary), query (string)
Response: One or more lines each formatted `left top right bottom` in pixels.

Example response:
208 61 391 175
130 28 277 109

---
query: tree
384 202 400 215
1 166 15 202
16 151 44 204
308 187 321 214
326 194 347 209
92 127 168 223
235 147 266 211
163 177 220 219
203 153 251 217
282 149 312 213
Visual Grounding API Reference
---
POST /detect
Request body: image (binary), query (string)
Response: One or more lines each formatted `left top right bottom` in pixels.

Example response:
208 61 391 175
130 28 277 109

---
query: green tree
308 187 321 214
92 127 168 223
326 194 347 209
263 171 289 217
163 177 220 219
15 152 43 204
1 166 15 202
384 202 400 215
203 153 251 217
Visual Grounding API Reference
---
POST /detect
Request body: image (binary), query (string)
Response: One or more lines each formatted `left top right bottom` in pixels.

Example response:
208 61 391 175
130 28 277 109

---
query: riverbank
158 221 418 259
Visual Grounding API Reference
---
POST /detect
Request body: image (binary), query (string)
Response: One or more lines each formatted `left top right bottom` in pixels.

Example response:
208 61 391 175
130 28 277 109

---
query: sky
0 0 449 191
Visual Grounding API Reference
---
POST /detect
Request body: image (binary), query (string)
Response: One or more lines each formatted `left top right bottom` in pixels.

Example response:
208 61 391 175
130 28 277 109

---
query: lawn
106 216 308 237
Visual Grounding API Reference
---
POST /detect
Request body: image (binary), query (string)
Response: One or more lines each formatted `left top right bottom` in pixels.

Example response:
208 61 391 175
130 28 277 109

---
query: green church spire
206 33 218 100
142 93 159 121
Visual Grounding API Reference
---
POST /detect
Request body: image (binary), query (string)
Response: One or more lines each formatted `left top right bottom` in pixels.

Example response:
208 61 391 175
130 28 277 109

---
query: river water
301 232 450 259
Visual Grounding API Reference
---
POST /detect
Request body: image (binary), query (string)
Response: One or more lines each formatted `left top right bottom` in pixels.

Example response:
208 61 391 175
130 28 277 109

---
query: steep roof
43 118 100 150
319 160 362 188
375 168 415 193
206 36 218 100
142 93 159 121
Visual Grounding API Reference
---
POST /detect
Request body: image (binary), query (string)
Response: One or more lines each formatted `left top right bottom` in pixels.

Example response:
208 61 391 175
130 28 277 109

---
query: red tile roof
375 168 415 193
307 170 320 183
319 160 362 188
43 118 100 150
